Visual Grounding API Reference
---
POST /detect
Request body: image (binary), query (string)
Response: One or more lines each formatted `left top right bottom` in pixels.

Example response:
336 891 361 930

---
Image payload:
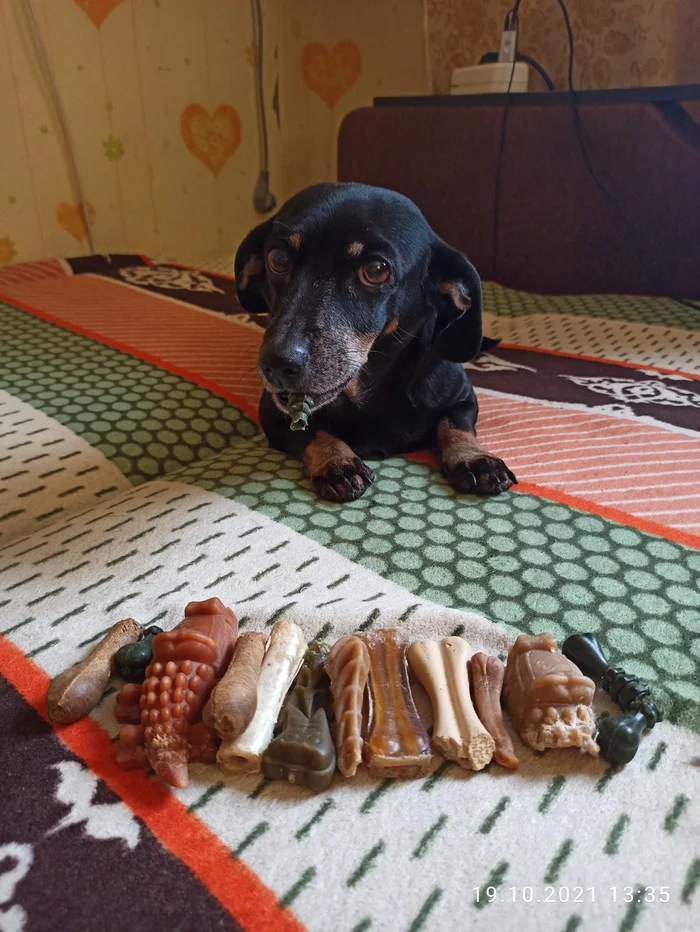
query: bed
1 97 699 932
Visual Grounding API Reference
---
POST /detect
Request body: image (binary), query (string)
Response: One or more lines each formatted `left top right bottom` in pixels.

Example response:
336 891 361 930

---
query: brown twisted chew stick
470 652 519 770
46 618 143 724
327 635 371 777
206 631 268 739
407 637 495 771
361 628 432 779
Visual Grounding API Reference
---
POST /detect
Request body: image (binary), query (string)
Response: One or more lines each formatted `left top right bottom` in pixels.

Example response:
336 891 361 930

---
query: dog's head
235 182 483 413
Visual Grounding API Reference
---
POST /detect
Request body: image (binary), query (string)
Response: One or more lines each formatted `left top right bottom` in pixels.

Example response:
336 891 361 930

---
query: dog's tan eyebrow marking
238 255 264 290
287 232 302 250
382 316 399 336
346 241 364 258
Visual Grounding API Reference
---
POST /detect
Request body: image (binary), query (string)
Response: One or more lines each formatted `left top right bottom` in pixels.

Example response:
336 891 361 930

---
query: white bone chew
407 636 495 770
217 620 306 774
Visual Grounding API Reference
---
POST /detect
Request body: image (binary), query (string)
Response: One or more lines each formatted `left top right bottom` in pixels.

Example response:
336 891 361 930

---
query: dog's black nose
261 345 308 390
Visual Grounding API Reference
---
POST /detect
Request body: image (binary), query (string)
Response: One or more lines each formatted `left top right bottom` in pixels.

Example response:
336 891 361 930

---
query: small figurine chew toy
289 393 313 431
562 632 660 765
263 642 336 791
503 633 598 756
327 635 371 778
205 631 268 739
362 628 432 778
407 637 495 770
46 617 143 724
218 620 306 774
114 598 238 788
470 652 519 770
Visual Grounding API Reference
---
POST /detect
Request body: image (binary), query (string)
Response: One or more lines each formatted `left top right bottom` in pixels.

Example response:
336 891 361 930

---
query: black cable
553 0 651 284
253 0 269 174
490 4 521 279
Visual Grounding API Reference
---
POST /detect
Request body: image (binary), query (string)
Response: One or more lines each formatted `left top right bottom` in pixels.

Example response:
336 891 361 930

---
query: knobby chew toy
470 652 519 770
327 635 371 777
562 632 660 765
407 637 495 770
289 393 313 431
263 642 336 791
46 617 143 724
205 631 268 739
218 620 307 774
503 633 598 756
114 598 238 788
362 628 432 778
114 625 164 683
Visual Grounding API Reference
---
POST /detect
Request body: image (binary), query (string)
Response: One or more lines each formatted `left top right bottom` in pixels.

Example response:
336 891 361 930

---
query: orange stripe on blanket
0 635 304 932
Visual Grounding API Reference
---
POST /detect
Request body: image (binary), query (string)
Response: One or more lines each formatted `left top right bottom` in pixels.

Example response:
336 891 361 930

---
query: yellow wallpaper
0 0 428 266
427 0 700 94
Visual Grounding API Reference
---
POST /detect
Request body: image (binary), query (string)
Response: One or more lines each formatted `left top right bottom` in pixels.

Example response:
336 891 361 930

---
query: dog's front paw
444 455 517 496
311 458 374 502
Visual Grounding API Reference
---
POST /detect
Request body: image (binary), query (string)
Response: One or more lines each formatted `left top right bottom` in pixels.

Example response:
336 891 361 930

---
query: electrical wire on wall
15 0 95 254
251 0 277 213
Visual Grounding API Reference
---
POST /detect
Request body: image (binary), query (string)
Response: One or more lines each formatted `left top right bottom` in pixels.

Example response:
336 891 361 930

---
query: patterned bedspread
0 256 698 932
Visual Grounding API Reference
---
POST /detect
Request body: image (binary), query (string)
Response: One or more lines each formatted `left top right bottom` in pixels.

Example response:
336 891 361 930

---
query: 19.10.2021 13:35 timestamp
472 886 672 904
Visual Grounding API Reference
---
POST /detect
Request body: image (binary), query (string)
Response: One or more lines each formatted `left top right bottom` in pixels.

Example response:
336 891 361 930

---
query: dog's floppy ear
428 239 483 363
234 217 275 313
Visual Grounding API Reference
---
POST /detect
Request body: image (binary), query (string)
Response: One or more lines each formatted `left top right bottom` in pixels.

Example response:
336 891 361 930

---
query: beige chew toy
217 620 307 773
407 636 495 770
327 635 371 777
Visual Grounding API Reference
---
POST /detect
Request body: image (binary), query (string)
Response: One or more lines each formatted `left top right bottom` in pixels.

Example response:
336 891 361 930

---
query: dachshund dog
234 182 516 502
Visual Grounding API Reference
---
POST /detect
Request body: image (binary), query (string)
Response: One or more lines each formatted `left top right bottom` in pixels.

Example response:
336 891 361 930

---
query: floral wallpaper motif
427 0 700 93
0 0 427 265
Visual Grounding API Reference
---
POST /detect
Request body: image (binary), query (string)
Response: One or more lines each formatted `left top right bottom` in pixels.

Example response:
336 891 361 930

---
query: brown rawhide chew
206 631 268 739
46 618 143 724
114 597 238 787
407 637 495 771
503 633 598 756
327 635 371 777
470 652 519 770
361 628 432 779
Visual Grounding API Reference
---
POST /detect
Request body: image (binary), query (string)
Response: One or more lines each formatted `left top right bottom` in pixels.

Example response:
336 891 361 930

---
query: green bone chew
289 393 314 431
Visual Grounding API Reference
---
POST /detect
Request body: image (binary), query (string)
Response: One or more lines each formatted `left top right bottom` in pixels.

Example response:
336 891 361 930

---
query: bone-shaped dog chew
217 620 307 773
327 635 371 778
361 628 432 778
407 637 495 770
470 652 519 770
206 631 268 739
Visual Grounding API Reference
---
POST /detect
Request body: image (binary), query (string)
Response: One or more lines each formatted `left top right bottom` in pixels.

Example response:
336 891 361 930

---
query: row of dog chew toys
45 596 659 792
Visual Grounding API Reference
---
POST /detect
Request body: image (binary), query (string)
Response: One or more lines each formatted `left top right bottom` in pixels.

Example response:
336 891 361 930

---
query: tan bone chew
470 652 519 770
361 628 432 779
503 633 598 756
407 637 495 770
46 618 143 724
217 620 306 773
327 635 371 777
206 632 268 739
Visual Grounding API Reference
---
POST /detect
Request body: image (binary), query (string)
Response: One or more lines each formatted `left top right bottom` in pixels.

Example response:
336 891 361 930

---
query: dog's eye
267 248 291 275
358 259 390 287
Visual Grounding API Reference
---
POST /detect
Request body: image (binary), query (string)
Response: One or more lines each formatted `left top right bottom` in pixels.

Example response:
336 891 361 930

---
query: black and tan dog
234 182 516 502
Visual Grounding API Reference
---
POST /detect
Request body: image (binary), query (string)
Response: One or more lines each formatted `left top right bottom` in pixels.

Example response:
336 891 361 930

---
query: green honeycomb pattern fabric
483 284 700 330
171 436 700 734
0 302 257 484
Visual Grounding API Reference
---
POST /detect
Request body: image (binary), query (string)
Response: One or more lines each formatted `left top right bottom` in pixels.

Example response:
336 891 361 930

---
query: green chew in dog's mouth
288 393 314 431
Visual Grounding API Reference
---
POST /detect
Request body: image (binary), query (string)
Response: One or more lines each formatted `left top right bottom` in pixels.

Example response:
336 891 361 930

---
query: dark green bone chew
114 626 164 683
288 393 314 431
262 641 336 791
596 711 649 766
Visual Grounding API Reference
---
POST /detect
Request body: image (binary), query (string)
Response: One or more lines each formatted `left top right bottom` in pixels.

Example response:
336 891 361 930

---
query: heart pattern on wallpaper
57 202 95 242
301 40 361 108
180 104 242 177
72 0 125 29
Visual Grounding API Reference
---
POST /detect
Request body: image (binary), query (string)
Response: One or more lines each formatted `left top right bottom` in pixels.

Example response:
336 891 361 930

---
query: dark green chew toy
114 625 164 683
262 641 336 791
288 393 313 431
562 632 660 765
